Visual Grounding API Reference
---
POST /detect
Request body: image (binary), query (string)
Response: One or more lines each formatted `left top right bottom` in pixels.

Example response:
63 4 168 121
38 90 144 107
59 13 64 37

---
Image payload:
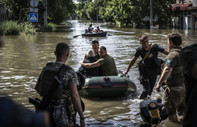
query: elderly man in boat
81 46 118 76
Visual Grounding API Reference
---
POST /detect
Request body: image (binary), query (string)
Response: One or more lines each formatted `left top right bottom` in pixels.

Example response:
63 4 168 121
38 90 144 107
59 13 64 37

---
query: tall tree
3 0 29 21
76 0 174 28
48 0 75 24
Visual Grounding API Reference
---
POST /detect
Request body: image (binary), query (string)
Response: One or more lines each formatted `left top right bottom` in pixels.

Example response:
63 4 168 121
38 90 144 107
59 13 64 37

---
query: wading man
35 42 85 127
156 33 185 123
124 35 168 99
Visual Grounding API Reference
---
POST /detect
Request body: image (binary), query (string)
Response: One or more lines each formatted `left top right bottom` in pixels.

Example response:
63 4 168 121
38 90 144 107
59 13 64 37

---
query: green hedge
0 21 35 35
0 21 20 35
39 23 56 32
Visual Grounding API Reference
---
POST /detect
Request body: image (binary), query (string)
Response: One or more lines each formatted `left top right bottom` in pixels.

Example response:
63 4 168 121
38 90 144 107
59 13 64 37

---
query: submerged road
0 20 196 126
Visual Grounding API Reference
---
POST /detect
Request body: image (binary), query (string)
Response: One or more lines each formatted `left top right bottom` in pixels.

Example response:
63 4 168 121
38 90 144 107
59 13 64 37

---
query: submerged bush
39 22 56 32
19 22 35 34
0 21 20 35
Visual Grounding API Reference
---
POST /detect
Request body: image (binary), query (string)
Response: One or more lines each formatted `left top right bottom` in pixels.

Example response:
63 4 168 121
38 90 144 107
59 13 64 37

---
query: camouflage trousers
163 84 185 116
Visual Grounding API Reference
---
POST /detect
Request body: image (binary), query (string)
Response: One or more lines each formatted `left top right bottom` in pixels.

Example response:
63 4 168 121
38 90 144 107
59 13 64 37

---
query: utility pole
96 0 98 23
43 0 47 27
150 0 153 29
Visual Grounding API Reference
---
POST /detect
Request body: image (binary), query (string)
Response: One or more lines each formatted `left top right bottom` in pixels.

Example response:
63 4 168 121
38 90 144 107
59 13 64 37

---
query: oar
73 35 81 38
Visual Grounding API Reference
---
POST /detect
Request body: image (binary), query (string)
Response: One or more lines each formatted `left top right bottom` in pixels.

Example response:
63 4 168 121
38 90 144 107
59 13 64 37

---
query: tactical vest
39 62 76 125
40 62 66 99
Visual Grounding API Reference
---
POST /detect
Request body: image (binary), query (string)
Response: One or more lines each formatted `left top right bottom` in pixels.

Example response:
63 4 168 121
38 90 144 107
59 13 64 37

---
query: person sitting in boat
81 46 118 76
88 24 94 33
79 49 101 77
85 29 88 33
93 26 103 33
91 40 100 59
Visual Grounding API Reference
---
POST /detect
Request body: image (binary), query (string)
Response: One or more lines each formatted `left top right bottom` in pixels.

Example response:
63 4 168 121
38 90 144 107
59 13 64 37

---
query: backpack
40 62 65 99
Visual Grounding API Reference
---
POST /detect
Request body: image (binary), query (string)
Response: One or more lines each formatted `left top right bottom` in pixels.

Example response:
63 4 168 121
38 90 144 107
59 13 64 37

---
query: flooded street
0 20 197 126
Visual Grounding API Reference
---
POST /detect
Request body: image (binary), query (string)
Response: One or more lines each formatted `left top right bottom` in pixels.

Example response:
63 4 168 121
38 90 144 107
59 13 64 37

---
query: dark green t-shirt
97 54 118 76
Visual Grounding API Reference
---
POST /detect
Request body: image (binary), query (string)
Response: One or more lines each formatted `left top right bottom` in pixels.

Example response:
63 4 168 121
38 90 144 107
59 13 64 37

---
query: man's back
97 54 118 76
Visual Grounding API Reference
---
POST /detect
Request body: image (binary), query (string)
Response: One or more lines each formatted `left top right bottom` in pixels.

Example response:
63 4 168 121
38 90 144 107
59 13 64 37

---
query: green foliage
76 0 174 28
3 0 29 21
76 0 92 19
19 22 35 34
48 0 75 24
0 21 20 35
2 0 75 26
0 21 37 35
39 23 56 32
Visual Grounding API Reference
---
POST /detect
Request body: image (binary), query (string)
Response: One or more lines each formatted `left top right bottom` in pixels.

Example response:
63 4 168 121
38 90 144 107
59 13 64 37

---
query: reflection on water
0 20 196 126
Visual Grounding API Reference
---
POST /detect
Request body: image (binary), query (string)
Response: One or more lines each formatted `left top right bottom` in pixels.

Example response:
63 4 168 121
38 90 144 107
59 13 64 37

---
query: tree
1 0 75 24
2 0 29 21
76 0 174 28
48 0 75 24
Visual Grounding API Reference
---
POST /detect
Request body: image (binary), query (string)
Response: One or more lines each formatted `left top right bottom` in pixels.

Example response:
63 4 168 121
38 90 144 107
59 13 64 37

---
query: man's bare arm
81 61 100 68
156 66 173 92
124 56 138 74
163 49 169 55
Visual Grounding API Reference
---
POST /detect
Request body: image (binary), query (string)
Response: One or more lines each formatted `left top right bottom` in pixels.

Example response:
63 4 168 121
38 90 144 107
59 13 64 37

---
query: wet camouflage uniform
36 62 79 127
179 44 197 127
135 43 165 99
162 47 185 116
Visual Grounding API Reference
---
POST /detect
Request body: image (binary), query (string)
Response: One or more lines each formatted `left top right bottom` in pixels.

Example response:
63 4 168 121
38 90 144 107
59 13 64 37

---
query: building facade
172 0 197 29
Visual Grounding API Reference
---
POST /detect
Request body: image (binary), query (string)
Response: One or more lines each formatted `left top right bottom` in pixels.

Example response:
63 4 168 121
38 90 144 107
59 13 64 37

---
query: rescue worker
179 44 197 127
156 33 185 123
35 42 85 127
124 35 168 99
81 46 118 76
91 40 100 59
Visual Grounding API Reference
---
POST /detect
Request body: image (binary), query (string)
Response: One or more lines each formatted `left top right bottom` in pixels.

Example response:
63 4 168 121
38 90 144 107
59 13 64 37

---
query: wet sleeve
179 44 197 76
154 44 165 52
97 58 105 65
35 68 45 94
134 48 141 58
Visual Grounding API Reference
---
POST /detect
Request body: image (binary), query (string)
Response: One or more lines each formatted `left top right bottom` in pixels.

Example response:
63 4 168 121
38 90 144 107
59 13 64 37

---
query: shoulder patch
167 59 172 64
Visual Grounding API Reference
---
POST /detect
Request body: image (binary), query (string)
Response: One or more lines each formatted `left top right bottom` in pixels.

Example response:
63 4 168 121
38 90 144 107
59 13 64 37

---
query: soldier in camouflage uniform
35 42 85 127
156 33 185 123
